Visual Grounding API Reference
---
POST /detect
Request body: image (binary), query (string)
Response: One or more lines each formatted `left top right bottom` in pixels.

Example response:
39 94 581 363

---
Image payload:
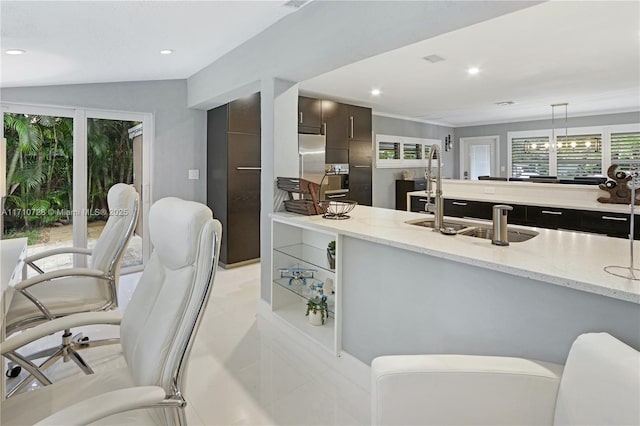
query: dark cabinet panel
396 180 427 211
349 105 372 141
410 195 431 213
326 148 348 164
298 96 322 134
322 100 349 153
527 206 581 231
349 166 372 206
581 211 640 239
444 199 493 220
207 93 261 267
228 92 261 135
349 140 372 166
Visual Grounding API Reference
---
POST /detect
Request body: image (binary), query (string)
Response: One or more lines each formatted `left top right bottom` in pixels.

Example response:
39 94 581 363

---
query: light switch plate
188 169 200 180
500 166 506 172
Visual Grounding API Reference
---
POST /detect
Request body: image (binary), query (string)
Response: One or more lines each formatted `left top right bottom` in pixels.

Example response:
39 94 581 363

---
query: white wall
1 80 206 203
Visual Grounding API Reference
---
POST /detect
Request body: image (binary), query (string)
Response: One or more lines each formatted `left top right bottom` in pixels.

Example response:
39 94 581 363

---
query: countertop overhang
272 206 640 304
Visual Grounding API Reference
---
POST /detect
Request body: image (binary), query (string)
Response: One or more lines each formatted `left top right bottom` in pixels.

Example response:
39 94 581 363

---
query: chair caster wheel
6 365 21 378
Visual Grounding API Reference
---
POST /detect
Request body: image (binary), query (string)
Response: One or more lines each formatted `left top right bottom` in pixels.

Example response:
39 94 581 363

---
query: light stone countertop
272 206 640 304
407 179 638 213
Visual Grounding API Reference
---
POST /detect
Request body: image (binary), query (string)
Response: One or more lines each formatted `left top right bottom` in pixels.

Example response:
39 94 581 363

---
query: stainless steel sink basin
457 226 538 243
405 218 538 243
405 219 468 232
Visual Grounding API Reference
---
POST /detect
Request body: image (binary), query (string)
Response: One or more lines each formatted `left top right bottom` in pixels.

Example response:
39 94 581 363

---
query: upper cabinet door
348 105 372 141
322 100 349 151
298 96 322 134
228 92 261 135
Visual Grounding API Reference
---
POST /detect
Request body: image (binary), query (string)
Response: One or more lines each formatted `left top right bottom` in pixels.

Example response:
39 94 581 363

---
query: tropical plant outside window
3 114 139 263
3 114 74 242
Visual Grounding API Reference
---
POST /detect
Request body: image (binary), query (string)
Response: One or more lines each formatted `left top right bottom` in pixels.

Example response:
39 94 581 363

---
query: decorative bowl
318 200 357 220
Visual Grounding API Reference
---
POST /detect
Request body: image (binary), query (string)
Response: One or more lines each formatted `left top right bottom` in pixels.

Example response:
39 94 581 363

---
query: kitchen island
270 206 640 368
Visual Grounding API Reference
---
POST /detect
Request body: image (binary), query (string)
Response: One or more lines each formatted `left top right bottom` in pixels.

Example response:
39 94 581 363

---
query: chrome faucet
424 144 444 231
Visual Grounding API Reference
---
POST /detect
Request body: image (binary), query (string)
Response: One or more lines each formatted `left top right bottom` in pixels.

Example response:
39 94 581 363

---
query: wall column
260 78 299 302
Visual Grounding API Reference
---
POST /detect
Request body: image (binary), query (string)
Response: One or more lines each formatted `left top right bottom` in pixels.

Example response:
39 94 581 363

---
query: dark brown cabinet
207 92 261 267
526 206 581 231
581 210 640 239
409 194 638 239
299 96 372 205
348 104 372 141
321 100 349 164
298 96 322 134
396 179 427 211
349 139 373 206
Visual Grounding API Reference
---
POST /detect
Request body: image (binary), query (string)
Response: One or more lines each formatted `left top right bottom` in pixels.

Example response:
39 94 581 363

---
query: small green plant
305 296 329 325
327 240 336 255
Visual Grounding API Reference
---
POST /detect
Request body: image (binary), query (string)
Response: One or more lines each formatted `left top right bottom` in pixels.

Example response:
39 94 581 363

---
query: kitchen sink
405 218 538 243
457 226 538 243
405 219 468 232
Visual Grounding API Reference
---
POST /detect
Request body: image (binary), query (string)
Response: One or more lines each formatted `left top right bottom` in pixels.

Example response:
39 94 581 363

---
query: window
378 142 400 160
611 131 640 172
508 124 639 179
403 143 422 160
511 136 550 178
556 134 602 179
375 134 441 168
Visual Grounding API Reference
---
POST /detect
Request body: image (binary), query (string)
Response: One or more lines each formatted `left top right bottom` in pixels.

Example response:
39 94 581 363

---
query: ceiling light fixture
496 101 515 106
370 89 381 96
160 49 173 55
423 54 445 63
5 49 26 55
551 103 568 152
467 67 480 75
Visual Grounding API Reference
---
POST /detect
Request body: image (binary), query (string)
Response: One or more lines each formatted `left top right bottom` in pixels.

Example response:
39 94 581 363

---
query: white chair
371 332 640 426
4 183 139 394
1 197 222 425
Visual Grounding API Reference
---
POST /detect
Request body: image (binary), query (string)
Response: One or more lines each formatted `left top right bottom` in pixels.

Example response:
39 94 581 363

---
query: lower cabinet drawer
527 206 581 231
410 195 430 213
444 199 492 220
581 211 640 239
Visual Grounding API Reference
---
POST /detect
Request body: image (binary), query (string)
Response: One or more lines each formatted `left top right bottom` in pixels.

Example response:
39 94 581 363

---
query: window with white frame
508 124 640 179
375 134 441 168
511 136 550 177
610 131 640 172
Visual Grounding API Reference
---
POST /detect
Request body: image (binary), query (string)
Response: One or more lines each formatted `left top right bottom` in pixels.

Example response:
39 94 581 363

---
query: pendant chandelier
551 103 568 151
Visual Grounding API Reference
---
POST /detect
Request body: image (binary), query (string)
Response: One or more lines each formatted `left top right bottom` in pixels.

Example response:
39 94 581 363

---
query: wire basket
318 200 357 220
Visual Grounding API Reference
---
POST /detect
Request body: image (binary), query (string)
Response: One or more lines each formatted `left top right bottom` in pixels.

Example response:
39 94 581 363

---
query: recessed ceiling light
467 67 480 75
6 49 26 55
370 89 382 96
160 49 173 55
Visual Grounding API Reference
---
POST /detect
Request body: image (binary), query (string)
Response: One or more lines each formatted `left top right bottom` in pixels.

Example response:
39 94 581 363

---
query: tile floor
6 263 370 425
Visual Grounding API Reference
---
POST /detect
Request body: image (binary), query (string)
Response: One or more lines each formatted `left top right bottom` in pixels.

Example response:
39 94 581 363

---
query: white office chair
1 197 222 425
4 183 139 394
371 332 640 425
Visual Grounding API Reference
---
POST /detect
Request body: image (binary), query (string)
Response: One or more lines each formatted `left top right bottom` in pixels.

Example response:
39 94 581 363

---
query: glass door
2 108 76 275
2 104 152 274
87 117 143 269
460 136 498 180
